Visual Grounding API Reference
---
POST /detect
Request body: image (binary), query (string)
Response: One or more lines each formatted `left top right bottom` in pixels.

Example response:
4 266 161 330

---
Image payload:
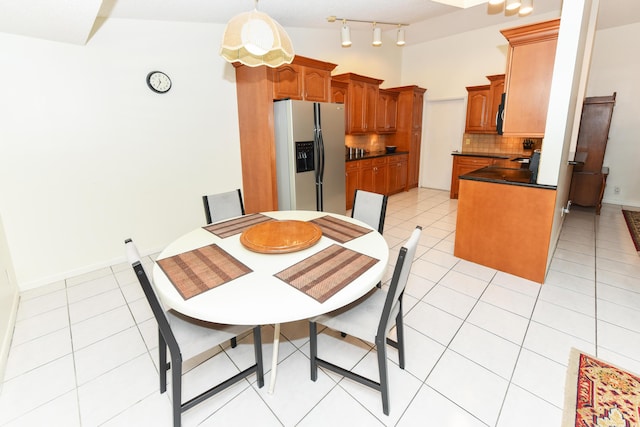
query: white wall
586 22 640 207
0 20 401 290
0 213 19 384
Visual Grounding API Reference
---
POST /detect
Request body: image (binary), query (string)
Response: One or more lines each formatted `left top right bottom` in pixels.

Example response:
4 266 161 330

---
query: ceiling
1 0 640 46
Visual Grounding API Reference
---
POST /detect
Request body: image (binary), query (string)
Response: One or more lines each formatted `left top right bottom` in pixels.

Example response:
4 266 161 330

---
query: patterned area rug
622 210 640 252
563 348 640 427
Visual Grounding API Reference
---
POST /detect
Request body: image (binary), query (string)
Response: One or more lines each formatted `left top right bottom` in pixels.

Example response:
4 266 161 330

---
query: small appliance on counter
385 145 397 153
528 149 541 183
523 139 535 150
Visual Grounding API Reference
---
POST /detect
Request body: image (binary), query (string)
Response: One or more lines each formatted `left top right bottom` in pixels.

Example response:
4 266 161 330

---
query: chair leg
252 326 265 388
395 311 405 370
158 331 168 393
309 322 319 381
230 337 237 348
376 340 390 416
170 352 183 427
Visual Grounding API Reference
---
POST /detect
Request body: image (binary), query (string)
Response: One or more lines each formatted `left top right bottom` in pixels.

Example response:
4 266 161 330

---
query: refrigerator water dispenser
296 141 315 173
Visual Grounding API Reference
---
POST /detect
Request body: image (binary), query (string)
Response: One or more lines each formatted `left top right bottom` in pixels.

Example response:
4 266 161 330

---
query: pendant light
396 25 406 46
220 0 294 68
519 0 533 15
372 23 382 47
341 19 352 47
505 0 522 11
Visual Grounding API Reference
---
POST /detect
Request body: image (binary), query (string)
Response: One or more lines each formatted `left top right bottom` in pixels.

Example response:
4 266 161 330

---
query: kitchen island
454 166 557 283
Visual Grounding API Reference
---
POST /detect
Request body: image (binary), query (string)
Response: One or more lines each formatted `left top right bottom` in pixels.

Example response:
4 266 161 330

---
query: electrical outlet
465 139 471 145
614 186 620 194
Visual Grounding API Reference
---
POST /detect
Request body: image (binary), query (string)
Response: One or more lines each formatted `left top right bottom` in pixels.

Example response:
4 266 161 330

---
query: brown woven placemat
310 215 373 244
203 213 273 239
275 244 378 303
622 210 640 252
156 244 252 299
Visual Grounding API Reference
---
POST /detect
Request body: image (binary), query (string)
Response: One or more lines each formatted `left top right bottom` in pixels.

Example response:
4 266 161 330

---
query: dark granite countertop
345 151 409 162
460 166 556 189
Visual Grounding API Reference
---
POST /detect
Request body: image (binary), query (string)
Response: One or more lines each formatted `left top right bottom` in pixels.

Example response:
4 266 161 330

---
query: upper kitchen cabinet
387 85 426 189
465 85 491 133
465 75 505 134
272 56 337 102
234 55 337 213
332 73 383 134
500 19 560 137
330 79 348 104
376 89 398 133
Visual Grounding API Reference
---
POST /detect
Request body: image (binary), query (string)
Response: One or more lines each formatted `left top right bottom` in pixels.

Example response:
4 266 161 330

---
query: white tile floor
1 188 640 426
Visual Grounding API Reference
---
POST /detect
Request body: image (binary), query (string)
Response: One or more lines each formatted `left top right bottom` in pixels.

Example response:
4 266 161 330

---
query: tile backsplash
461 134 542 155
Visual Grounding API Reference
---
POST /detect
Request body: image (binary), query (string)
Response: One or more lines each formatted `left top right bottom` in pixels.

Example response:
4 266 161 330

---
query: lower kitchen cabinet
388 155 408 195
450 156 494 199
345 154 408 210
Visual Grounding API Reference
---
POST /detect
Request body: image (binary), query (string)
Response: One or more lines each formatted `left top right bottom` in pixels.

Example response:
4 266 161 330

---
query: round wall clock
146 71 172 93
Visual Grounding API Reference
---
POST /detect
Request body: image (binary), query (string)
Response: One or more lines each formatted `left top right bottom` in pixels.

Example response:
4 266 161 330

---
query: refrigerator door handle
313 103 325 211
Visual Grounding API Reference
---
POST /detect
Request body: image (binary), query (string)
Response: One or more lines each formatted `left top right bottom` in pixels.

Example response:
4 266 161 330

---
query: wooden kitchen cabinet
388 154 408 195
345 161 359 210
569 93 616 213
450 156 494 199
234 55 337 213
465 85 491 133
500 19 560 137
332 73 383 134
359 157 388 194
331 79 348 104
376 89 398 133
388 85 426 189
272 56 335 102
464 75 505 134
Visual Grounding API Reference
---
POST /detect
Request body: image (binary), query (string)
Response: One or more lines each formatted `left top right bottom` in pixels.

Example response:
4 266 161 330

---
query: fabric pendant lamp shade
220 9 294 68
488 0 504 4
341 23 352 47
372 25 382 46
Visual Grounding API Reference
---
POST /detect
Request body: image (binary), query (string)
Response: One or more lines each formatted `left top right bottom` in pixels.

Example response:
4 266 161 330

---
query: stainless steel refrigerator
274 100 346 214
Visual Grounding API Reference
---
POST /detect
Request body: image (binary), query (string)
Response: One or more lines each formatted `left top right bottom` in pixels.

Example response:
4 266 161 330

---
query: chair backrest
351 189 388 234
125 238 180 352
202 189 245 224
377 226 422 337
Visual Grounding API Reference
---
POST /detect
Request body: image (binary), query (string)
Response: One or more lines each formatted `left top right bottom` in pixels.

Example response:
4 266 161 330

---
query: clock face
146 71 171 93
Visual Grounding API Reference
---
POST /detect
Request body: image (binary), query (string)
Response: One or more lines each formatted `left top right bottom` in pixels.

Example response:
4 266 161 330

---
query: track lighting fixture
327 16 408 48
341 20 352 47
490 0 533 16
372 23 382 47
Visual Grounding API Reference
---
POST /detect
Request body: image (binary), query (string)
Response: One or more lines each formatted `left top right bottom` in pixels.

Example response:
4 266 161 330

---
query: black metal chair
125 239 264 427
202 188 245 348
351 189 389 234
308 226 422 416
202 189 245 224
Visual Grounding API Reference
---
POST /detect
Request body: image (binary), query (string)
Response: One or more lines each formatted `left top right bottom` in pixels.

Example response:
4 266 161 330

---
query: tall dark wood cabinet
569 93 616 214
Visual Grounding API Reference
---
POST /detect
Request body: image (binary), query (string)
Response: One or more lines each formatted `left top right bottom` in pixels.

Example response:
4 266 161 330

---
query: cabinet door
376 90 398 133
501 20 559 137
272 64 303 100
412 90 424 130
465 86 491 133
388 155 408 194
303 68 330 102
345 162 359 210
349 81 367 133
488 75 505 133
372 161 388 194
358 160 375 192
364 83 379 132
408 130 421 188
331 81 348 104
450 156 493 199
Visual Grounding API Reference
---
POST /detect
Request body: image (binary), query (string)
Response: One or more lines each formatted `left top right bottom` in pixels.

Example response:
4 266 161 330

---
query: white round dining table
152 210 389 393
